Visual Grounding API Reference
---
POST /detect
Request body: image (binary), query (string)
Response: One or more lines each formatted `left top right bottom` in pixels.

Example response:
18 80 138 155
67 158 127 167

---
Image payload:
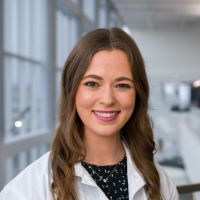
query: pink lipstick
93 110 120 122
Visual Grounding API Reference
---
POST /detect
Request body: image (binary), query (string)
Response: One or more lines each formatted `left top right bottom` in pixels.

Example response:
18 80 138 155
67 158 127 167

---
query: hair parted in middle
51 27 162 200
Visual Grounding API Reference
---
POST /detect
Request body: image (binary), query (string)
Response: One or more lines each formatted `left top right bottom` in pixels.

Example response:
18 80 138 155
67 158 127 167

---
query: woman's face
75 49 136 139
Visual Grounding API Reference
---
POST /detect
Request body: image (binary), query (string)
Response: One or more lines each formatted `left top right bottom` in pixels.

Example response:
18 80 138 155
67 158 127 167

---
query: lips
93 110 120 122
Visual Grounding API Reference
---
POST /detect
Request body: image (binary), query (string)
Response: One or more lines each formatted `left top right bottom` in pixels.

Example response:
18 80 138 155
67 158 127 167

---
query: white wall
131 27 200 81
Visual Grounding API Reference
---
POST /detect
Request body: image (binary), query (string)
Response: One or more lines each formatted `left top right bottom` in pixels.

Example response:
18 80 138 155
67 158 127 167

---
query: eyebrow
115 77 134 83
82 74 134 83
82 74 102 80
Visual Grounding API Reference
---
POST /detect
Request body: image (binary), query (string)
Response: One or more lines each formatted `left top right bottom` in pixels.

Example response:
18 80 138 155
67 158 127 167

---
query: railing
177 183 200 194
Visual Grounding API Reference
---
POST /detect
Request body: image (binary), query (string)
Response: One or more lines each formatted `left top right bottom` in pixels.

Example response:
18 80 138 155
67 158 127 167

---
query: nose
99 85 115 105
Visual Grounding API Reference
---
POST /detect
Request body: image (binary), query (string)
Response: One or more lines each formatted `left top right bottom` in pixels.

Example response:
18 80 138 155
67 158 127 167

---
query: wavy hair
51 28 161 199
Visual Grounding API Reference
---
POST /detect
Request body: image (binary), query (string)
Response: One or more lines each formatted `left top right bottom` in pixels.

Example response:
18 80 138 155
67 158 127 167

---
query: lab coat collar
74 161 97 187
124 143 146 199
74 142 146 198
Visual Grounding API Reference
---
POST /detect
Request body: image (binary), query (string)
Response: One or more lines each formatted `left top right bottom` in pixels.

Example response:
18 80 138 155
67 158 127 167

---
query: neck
83 133 125 165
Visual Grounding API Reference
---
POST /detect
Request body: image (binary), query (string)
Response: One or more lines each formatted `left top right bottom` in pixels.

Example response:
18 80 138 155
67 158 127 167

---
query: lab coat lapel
124 144 146 199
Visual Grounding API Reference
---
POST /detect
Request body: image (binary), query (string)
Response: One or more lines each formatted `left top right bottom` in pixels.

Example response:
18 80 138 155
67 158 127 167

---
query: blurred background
0 0 200 199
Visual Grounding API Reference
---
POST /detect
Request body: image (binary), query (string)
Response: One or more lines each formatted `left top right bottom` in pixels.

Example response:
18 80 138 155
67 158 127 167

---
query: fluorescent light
193 80 200 88
15 121 23 128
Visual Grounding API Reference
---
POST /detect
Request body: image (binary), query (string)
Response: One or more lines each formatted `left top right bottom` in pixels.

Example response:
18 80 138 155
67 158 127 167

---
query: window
3 0 48 139
5 143 49 183
1 0 51 189
83 0 96 21
56 10 79 116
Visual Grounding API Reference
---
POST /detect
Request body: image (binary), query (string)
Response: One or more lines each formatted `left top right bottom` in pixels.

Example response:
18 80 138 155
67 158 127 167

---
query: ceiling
111 0 200 29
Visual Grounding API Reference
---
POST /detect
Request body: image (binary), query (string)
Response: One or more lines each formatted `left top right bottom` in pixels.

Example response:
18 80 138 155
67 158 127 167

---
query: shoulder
0 152 53 200
156 163 179 199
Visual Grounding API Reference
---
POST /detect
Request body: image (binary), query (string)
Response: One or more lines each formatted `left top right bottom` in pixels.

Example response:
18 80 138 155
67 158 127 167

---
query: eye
83 81 99 88
116 83 131 89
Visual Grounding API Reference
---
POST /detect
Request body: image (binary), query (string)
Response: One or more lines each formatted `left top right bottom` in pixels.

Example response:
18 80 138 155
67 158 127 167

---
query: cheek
75 88 94 110
118 92 136 111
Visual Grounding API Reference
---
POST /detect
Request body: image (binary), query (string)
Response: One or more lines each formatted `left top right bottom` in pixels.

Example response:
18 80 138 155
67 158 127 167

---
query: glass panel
18 0 31 57
3 0 47 140
56 11 79 120
31 0 47 61
69 16 78 52
56 69 62 120
56 11 63 68
5 156 13 184
5 152 27 183
83 0 96 21
4 56 45 139
56 11 70 68
5 143 50 184
39 143 50 155
108 10 119 28
98 0 107 28
4 0 18 53
4 0 46 59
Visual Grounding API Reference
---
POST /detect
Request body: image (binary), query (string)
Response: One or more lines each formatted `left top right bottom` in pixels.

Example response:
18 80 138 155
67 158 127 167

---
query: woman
0 28 179 200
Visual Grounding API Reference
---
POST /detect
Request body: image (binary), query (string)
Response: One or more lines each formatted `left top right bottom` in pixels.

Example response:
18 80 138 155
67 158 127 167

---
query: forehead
84 49 132 77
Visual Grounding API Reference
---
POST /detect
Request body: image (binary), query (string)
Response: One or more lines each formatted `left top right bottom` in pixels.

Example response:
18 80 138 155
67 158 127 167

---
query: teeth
95 112 117 118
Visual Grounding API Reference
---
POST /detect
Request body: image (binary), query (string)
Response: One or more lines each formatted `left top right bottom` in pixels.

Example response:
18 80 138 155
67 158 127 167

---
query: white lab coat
0 144 179 200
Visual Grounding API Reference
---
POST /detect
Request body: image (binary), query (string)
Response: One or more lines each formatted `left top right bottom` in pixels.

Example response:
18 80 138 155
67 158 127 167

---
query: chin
94 128 121 138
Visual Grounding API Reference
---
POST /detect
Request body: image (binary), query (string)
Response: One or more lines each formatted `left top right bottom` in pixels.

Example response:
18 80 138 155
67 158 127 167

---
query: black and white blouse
82 155 129 200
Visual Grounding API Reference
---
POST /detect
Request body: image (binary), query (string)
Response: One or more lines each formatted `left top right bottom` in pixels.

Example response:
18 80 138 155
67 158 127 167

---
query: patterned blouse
82 155 129 200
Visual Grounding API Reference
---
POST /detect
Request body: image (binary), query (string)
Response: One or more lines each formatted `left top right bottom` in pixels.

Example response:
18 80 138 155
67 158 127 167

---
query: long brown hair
51 28 161 199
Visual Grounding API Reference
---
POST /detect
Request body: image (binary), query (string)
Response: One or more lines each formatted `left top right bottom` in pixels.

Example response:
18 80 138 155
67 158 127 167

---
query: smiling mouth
93 110 120 122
